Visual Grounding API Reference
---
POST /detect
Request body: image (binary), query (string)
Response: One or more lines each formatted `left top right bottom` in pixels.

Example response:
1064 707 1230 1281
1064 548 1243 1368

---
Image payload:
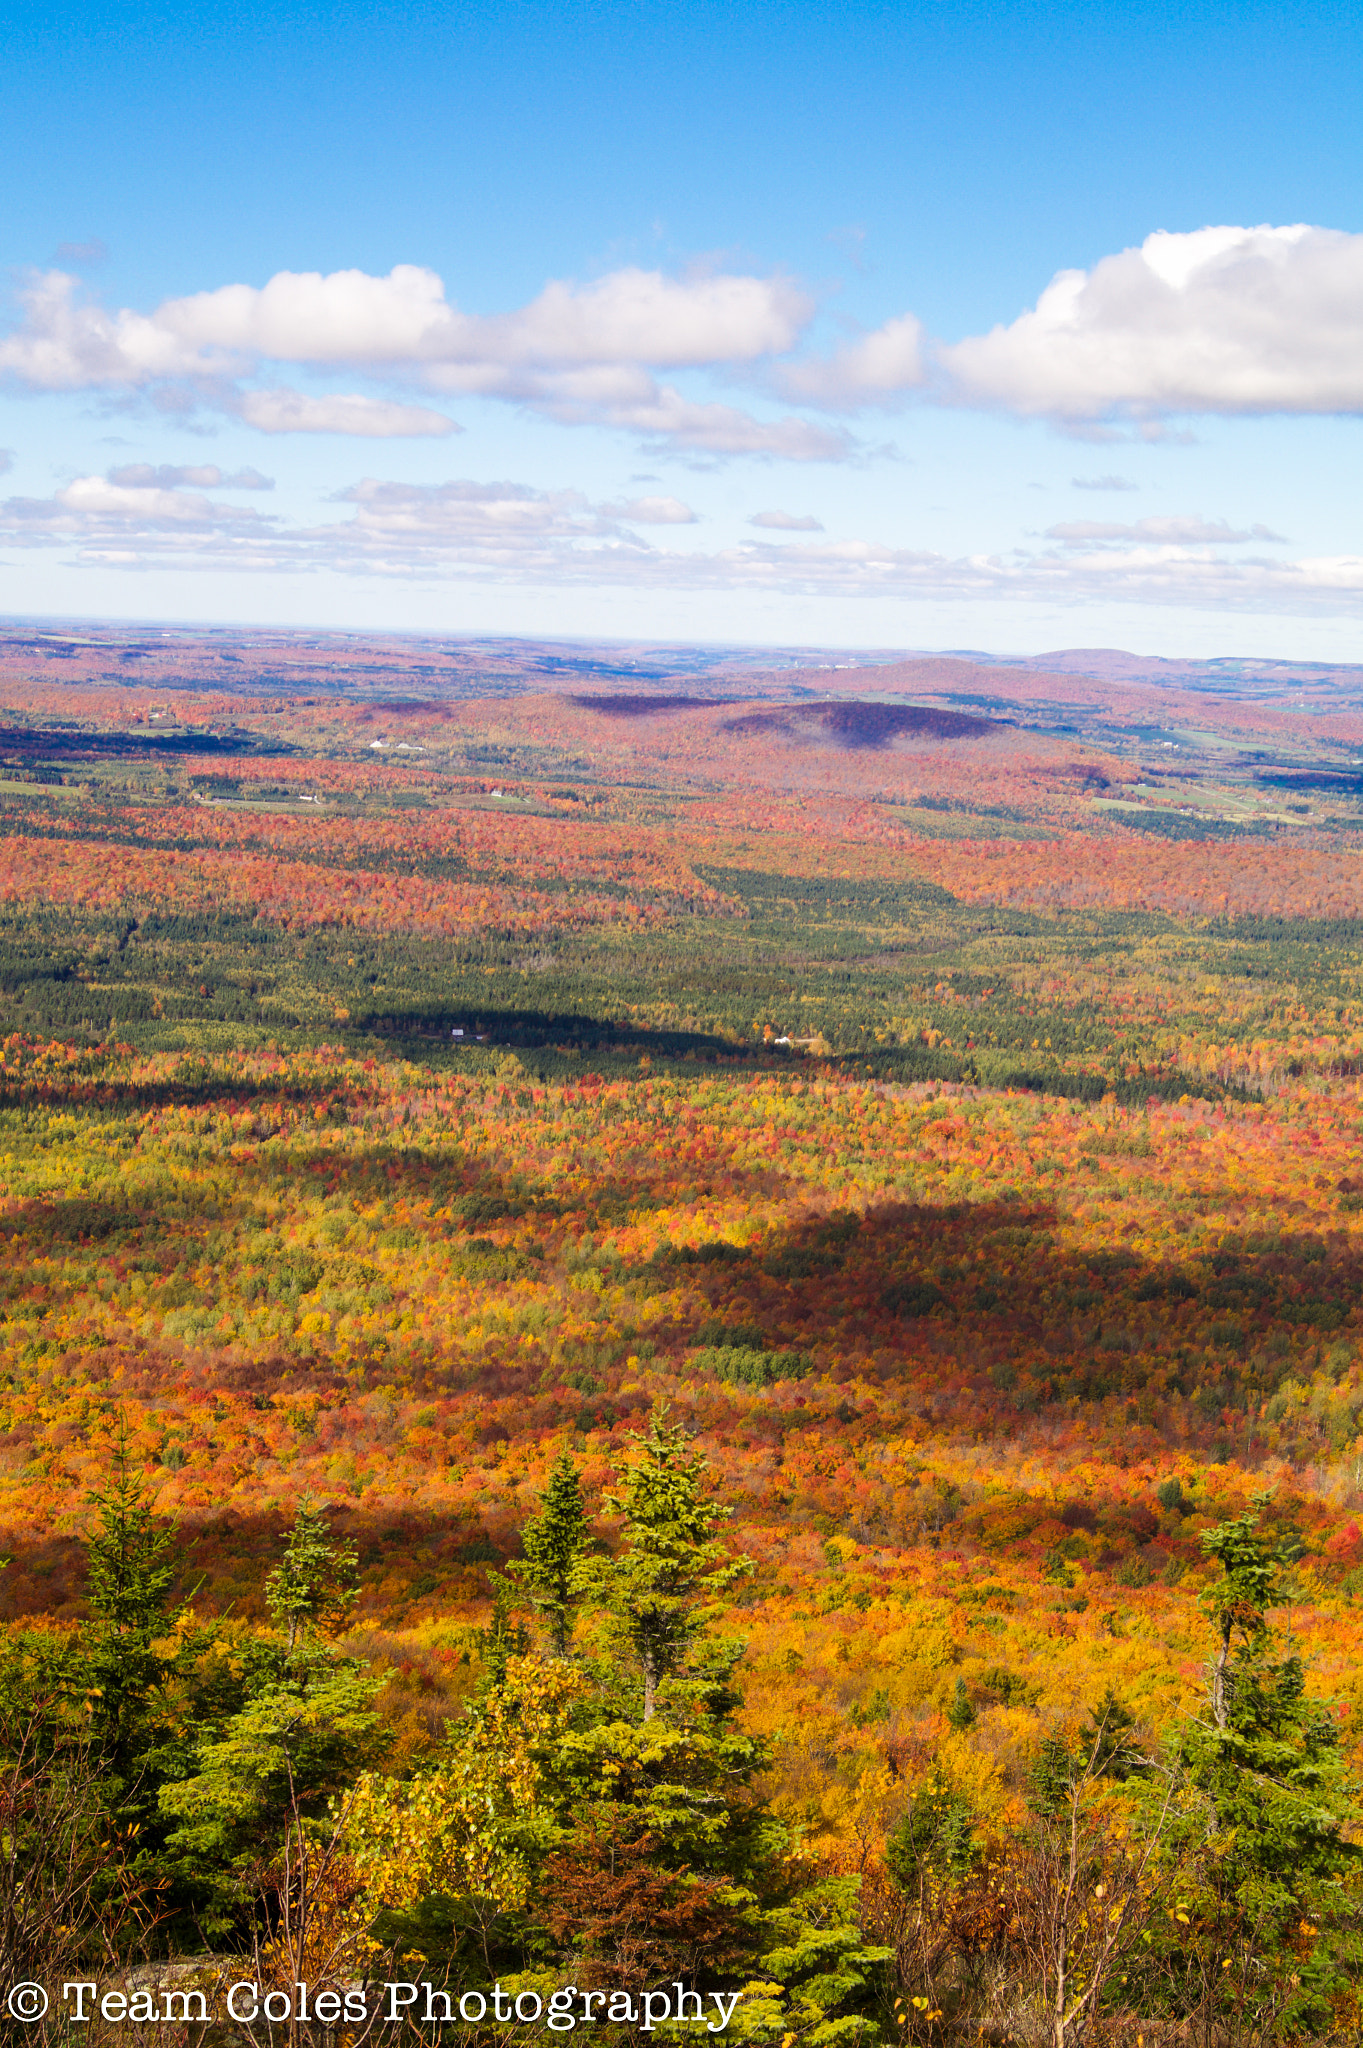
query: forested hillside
3 650 1363 2045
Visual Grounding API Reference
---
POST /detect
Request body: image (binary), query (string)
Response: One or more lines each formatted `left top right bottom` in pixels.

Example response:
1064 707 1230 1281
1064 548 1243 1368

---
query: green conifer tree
158 1500 380 1929
508 1453 590 1657
945 1676 976 1731
596 1407 748 1720
1170 1500 1362 2039
265 1498 360 1653
886 1769 978 1889
477 1572 531 1688
83 1422 180 1801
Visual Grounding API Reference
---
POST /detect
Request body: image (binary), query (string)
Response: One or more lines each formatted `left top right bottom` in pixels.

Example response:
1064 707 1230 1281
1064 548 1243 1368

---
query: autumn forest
4 623 1363 2048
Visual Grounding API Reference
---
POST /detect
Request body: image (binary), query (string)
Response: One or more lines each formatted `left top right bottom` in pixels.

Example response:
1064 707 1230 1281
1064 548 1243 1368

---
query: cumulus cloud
603 496 698 523
0 271 194 388
774 313 926 408
107 462 274 489
0 262 830 455
129 263 808 374
479 355 847 455
584 385 847 459
1072 474 1138 491
0 474 276 562
938 224 1363 420
236 389 458 437
432 267 810 374
0 262 806 389
326 478 616 555
56 476 260 526
1045 516 1288 546
0 472 685 569
749 509 824 530
5 227 1363 452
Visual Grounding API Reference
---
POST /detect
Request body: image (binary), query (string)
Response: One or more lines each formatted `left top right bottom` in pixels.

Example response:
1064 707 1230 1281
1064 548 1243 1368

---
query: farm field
5 632 1363 2044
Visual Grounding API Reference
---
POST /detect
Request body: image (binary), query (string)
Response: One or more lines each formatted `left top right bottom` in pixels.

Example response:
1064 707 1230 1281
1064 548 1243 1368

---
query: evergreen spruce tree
945 1676 976 1731
886 1769 978 1889
1171 1500 1362 2038
264 1498 360 1653
595 1406 749 1721
477 1572 531 1688
83 1422 180 1806
1027 1689 1145 1817
158 1498 382 1929
523 1407 771 1882
507 1453 590 1657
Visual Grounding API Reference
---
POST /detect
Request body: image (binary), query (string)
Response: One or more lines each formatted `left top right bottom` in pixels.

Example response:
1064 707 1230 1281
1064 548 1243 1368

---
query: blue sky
3 0 1362 655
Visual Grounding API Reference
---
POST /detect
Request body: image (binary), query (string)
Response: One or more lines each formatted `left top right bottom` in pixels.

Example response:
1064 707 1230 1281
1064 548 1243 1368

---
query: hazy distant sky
3 0 1362 656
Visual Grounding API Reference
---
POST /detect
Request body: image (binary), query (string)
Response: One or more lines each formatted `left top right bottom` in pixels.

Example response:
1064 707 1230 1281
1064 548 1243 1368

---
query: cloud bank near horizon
3 465 1358 619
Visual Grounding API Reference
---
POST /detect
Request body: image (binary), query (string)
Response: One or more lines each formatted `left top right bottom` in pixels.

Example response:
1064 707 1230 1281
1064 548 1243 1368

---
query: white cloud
236 389 459 437
750 509 824 530
426 353 849 456
1072 474 1138 491
4 467 1356 619
1045 516 1287 546
6 228 1363 457
58 477 240 525
146 263 809 373
574 383 847 459
311 479 638 576
435 267 811 372
0 262 806 390
107 462 274 489
938 224 1363 420
0 271 199 388
0 472 275 549
0 262 826 455
332 477 608 535
774 312 926 408
303 513 1358 614
606 496 698 523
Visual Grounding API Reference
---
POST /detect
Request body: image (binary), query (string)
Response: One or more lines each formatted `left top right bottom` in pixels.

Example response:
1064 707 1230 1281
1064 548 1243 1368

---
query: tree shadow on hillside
640 1198 1356 1432
0 1498 529 1627
0 1198 1354 1624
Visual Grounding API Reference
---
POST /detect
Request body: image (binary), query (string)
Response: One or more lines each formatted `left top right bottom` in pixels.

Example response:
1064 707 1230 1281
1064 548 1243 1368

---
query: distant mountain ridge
979 646 1363 696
